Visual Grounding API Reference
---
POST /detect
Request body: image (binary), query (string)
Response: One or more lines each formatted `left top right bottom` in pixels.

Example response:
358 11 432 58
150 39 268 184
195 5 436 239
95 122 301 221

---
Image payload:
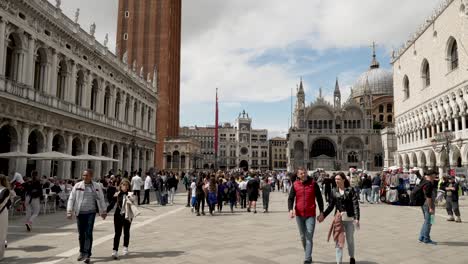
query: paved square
5 191 468 264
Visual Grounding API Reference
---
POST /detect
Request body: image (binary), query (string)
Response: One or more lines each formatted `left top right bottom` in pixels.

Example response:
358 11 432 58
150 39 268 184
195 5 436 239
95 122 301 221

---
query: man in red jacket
288 167 324 264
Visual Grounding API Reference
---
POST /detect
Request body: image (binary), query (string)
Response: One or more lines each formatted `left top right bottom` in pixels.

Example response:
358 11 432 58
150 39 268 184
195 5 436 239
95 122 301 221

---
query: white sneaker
112 250 118 259
123 247 129 256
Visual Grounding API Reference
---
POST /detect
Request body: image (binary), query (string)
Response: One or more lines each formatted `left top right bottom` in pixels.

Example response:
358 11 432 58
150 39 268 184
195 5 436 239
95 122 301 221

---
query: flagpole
214 88 219 171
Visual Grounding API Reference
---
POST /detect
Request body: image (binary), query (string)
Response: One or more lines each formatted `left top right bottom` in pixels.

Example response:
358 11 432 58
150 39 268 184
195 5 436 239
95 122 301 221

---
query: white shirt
131 176 143 191
239 181 247 190
190 182 196 197
144 176 152 190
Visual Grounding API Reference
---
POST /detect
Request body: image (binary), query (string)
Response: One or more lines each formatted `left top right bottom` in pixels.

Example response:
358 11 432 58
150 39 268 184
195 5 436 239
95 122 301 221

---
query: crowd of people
0 165 466 263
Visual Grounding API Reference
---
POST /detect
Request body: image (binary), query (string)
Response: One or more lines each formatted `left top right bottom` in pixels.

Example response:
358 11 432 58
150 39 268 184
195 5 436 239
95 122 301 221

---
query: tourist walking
195 175 206 216
322 174 334 204
0 174 11 260
261 176 271 213
418 171 437 244
239 176 248 209
207 177 217 215
24 172 42 232
217 178 226 213
247 175 260 213
441 176 462 223
319 172 360 264
67 169 107 264
360 174 372 203
371 173 382 203
167 174 177 205
226 176 239 213
288 167 324 264
142 172 152 204
107 179 139 260
130 173 143 205
190 178 197 212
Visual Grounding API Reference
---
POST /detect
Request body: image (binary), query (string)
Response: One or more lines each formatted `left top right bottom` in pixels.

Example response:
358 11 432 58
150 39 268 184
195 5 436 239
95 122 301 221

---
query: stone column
96 80 105 114
82 137 89 173
463 116 467 130
455 117 459 131
83 72 93 109
0 18 6 75
436 123 440 134
26 36 35 86
448 119 453 132
49 50 58 96
109 87 116 119
16 124 30 176
63 134 73 179
42 129 54 177
163 154 167 170
126 146 132 173
134 147 140 172
95 140 102 178
119 93 127 122
185 154 190 171
129 98 135 126
68 61 77 104
141 150 147 172
118 144 124 171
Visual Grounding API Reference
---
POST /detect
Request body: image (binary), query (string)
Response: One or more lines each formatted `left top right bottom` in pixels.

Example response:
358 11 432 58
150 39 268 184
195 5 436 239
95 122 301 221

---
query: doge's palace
0 0 158 179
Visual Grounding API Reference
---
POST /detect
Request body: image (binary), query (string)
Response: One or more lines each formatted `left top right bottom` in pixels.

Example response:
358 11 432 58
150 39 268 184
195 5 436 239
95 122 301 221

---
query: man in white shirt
239 176 248 209
131 173 143 205
142 173 152 204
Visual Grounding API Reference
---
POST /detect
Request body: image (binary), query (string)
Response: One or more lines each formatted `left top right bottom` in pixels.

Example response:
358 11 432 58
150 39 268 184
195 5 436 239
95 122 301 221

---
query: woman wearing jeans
107 179 138 260
319 172 360 264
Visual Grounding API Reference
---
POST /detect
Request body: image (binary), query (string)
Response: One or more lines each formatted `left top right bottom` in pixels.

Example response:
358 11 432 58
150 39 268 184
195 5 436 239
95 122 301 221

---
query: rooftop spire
299 77 304 93
370 41 380 69
334 77 340 95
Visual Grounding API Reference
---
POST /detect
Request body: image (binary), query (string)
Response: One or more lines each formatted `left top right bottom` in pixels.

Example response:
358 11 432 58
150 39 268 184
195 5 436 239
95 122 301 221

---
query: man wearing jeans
419 172 436 244
288 167 324 264
371 173 382 203
67 169 107 263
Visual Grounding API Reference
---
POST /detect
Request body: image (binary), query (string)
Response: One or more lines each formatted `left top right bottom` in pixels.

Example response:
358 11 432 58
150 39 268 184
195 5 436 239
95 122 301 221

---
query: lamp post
431 129 455 173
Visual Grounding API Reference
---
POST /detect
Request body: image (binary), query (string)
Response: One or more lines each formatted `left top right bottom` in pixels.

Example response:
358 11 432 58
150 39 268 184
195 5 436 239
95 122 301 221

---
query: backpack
410 180 429 206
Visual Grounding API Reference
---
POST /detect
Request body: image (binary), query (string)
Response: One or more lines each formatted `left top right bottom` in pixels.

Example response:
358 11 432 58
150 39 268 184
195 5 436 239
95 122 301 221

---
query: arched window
379 105 384 113
448 38 459 71
124 98 130 123
34 48 47 91
348 151 358 163
140 105 145 129
387 114 393 123
103 87 110 116
379 115 384 122
133 102 138 126
90 79 98 111
5 35 21 81
421 59 430 87
374 154 383 167
115 92 121 120
403 75 410 99
75 70 84 106
147 109 151 131
387 104 392 113
57 59 68 100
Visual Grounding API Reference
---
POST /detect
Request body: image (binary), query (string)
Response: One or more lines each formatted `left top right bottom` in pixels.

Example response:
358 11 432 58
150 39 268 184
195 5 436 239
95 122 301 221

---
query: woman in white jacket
107 179 139 260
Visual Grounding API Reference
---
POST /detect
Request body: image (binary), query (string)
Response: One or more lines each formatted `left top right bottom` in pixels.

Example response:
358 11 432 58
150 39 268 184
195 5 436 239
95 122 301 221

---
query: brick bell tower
116 0 182 169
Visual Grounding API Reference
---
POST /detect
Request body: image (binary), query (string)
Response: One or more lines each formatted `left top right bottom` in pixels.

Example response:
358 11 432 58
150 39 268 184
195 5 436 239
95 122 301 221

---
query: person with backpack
440 176 462 223
217 178 226 213
24 172 43 232
207 176 217 216
195 175 206 216
226 176 239 213
413 171 437 244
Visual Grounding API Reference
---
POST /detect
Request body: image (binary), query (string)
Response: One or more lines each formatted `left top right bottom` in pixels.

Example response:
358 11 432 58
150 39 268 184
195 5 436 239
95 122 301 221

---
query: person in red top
288 167 324 264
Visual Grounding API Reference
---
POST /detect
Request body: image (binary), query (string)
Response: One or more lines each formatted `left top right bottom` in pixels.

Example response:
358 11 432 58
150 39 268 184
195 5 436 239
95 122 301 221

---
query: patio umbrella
0 151 32 159
29 151 76 160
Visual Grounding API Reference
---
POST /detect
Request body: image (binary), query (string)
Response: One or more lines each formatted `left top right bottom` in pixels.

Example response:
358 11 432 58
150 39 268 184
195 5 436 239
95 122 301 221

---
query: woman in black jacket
319 172 360 264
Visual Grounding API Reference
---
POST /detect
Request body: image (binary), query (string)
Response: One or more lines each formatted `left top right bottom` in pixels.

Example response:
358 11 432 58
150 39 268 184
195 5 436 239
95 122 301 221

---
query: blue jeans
419 205 432 242
77 213 96 257
336 220 355 263
296 216 316 262
371 185 380 203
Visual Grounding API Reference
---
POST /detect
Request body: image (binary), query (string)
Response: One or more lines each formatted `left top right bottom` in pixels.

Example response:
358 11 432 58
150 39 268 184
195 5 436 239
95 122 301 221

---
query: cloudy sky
53 0 441 137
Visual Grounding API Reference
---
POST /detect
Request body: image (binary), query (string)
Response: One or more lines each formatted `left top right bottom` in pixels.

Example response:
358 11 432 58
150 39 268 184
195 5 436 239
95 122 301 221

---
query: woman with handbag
107 179 139 260
319 172 360 264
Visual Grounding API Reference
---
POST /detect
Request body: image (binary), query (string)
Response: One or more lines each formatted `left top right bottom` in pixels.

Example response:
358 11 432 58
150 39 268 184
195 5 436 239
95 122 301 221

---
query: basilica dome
352 54 393 98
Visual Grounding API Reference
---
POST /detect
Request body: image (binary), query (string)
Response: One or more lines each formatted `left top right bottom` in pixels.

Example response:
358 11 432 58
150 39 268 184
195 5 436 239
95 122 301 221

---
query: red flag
214 88 219 157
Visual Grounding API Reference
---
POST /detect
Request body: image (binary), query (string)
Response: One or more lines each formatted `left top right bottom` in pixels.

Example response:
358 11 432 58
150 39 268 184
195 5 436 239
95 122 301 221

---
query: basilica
288 50 395 171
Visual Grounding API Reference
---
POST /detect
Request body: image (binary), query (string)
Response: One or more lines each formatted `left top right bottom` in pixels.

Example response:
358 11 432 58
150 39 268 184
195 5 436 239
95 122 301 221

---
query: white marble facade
393 0 468 174
0 0 157 179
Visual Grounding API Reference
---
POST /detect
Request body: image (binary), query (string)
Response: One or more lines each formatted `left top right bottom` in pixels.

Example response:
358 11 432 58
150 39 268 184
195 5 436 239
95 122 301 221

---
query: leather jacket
324 187 360 221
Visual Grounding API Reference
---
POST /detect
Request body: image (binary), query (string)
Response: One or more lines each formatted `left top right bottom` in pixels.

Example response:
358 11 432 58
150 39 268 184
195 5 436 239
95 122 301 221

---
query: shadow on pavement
437 241 468 246
7 245 56 252
92 251 185 262
315 261 378 264
2 256 62 264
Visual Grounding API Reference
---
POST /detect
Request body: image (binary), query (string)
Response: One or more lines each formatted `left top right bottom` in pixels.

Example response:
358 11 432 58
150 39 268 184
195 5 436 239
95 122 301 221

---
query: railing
0 77 155 140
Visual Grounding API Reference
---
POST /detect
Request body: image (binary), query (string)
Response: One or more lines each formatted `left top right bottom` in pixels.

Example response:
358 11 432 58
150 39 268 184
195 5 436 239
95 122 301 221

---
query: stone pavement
5 190 468 264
